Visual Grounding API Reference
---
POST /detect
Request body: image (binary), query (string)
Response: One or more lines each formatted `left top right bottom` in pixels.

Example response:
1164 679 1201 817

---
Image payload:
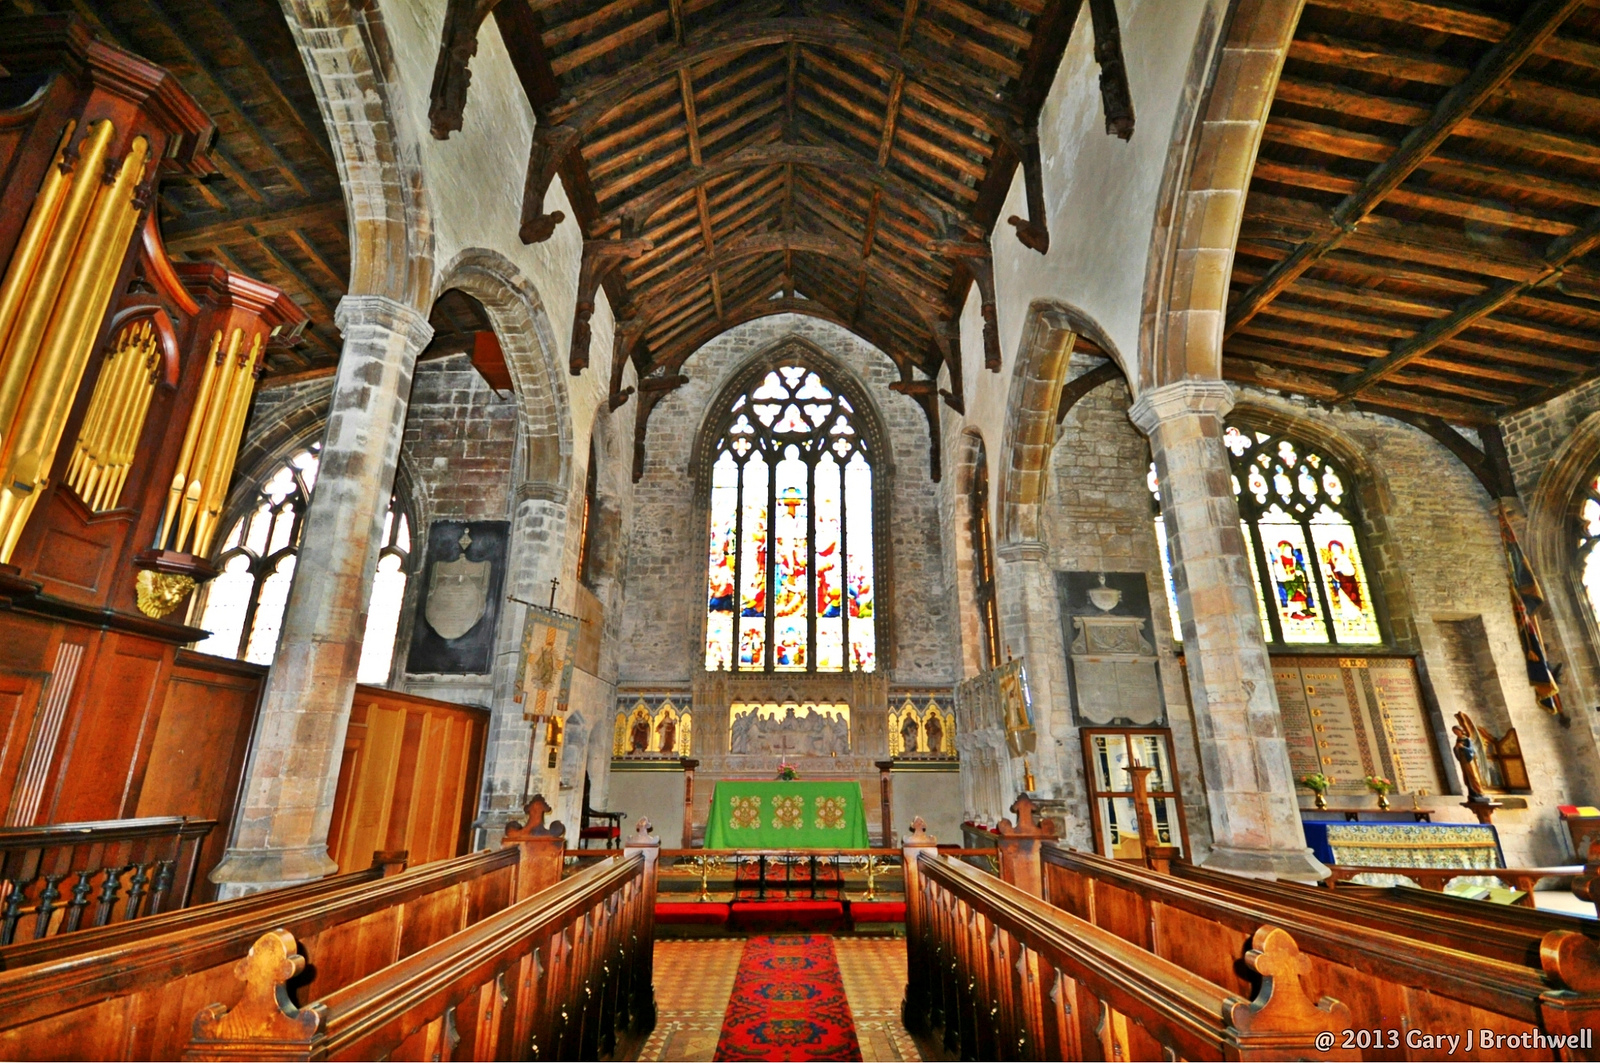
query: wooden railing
0 797 570 1061
0 816 214 946
901 833 1350 1061
184 831 660 1061
0 850 405 971
1041 843 1600 1050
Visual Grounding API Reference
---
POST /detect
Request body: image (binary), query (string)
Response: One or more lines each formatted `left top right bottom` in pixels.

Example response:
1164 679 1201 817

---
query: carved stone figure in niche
630 714 651 754
900 713 921 754
657 715 676 754
925 713 944 754
1453 712 1488 798
728 704 850 756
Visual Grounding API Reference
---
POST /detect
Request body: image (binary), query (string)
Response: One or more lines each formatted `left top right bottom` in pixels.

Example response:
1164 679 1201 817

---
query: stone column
211 295 432 896
1128 380 1326 880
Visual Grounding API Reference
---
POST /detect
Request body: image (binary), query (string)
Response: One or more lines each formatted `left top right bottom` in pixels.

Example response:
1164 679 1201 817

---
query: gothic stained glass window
705 363 877 673
1147 425 1382 647
1580 471 1600 627
193 444 413 679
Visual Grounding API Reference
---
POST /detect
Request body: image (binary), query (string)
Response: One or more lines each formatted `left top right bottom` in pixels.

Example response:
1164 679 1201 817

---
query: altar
703 781 871 849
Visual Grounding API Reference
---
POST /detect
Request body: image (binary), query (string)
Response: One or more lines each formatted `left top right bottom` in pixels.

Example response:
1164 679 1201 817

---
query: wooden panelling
326 686 489 874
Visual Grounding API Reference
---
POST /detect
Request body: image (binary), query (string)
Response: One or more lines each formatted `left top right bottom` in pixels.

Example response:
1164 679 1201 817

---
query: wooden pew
183 822 661 1061
1172 861 1600 979
0 817 215 946
0 798 565 1061
1041 844 1599 1058
899 824 1351 1061
0 851 406 971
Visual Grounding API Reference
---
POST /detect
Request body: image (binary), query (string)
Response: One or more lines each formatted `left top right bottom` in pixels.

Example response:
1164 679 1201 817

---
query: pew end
185 929 323 1061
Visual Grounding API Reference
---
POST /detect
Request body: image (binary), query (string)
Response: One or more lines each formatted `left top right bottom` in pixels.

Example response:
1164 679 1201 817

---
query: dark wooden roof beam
1338 207 1600 397
1228 0 1588 338
163 199 347 252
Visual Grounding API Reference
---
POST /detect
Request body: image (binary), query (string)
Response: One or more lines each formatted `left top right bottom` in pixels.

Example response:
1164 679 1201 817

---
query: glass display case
1081 727 1190 861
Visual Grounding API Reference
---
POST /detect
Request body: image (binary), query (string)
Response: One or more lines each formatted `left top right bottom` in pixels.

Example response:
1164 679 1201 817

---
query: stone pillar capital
1127 379 1235 436
334 294 435 352
996 539 1048 563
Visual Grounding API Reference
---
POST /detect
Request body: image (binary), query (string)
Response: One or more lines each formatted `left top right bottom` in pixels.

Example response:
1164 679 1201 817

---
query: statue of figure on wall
630 714 651 754
656 715 676 755
900 713 921 755
1452 712 1488 798
829 711 848 755
728 705 850 756
730 708 757 754
925 713 944 755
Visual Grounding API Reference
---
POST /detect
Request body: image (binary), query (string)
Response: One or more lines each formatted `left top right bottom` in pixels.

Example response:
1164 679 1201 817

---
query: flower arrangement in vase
776 761 798 781
1365 775 1396 810
1298 773 1333 810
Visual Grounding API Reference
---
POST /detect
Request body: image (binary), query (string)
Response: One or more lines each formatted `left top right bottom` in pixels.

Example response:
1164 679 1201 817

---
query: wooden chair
579 773 626 849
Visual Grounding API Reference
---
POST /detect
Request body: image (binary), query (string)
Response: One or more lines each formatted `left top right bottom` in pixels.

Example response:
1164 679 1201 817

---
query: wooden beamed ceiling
434 0 1132 476
1228 0 1600 428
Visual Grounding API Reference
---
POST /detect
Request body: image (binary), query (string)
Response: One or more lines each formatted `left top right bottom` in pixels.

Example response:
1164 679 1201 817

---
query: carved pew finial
996 794 1059 839
188 929 323 1058
1229 925 1352 1052
505 794 566 842
629 818 655 843
904 817 936 846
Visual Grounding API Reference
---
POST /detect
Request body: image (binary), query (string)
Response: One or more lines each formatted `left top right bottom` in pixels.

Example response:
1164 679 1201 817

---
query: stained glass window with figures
192 444 412 681
1580 470 1600 629
704 363 877 673
1148 425 1383 647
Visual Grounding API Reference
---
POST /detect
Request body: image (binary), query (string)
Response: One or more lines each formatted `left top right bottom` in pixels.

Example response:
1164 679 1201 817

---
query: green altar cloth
703 781 871 849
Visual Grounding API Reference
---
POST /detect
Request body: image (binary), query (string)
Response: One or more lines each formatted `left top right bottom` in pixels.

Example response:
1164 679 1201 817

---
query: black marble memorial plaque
405 520 509 674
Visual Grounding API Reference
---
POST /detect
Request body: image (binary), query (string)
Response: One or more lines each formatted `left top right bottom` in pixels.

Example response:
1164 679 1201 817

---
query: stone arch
1224 396 1424 653
434 248 572 501
1525 410 1600 724
1139 0 1304 391
950 429 988 678
997 301 1128 546
278 0 434 308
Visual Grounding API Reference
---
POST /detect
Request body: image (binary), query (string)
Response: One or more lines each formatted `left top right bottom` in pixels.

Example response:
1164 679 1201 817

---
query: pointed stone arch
434 248 572 501
1139 0 1304 390
278 0 435 308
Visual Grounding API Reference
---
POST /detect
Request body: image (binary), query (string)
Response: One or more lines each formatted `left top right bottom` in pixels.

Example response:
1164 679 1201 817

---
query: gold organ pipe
0 123 75 402
159 329 221 550
176 326 242 552
88 324 147 509
65 325 126 489
101 332 158 511
0 120 110 449
193 331 261 555
74 322 142 504
0 135 148 563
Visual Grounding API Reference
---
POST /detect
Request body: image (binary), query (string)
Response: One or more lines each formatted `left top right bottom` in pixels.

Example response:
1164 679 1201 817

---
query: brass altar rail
0 816 213 946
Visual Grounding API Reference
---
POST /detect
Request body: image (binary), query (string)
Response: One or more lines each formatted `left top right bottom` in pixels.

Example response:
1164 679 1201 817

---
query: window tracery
704 362 877 673
1149 425 1383 647
193 444 412 681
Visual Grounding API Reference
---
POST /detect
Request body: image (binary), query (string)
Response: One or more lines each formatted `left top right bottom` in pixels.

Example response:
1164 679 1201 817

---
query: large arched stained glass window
705 363 877 673
193 444 412 682
1579 471 1600 626
1149 425 1383 647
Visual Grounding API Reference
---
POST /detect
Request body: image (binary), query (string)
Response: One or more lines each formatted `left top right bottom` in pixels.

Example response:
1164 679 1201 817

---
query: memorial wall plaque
1269 655 1443 796
1057 571 1166 727
406 520 509 674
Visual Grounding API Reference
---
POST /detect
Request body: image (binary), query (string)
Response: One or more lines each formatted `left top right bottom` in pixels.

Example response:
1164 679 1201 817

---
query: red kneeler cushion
848 900 906 924
655 902 730 925
581 827 620 840
729 900 844 931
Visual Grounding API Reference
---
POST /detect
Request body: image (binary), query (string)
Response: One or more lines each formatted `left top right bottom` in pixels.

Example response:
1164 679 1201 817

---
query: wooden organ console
0 16 304 893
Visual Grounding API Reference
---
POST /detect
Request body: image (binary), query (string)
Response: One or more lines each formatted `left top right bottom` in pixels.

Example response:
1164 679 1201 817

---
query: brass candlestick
1023 758 1036 793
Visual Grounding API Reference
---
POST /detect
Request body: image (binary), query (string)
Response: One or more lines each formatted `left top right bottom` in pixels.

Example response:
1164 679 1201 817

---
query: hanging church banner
1057 571 1166 727
516 603 580 721
956 659 1036 758
406 521 509 674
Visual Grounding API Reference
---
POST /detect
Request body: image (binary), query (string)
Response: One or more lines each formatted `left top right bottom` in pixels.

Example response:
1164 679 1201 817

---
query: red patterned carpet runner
713 934 863 1062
